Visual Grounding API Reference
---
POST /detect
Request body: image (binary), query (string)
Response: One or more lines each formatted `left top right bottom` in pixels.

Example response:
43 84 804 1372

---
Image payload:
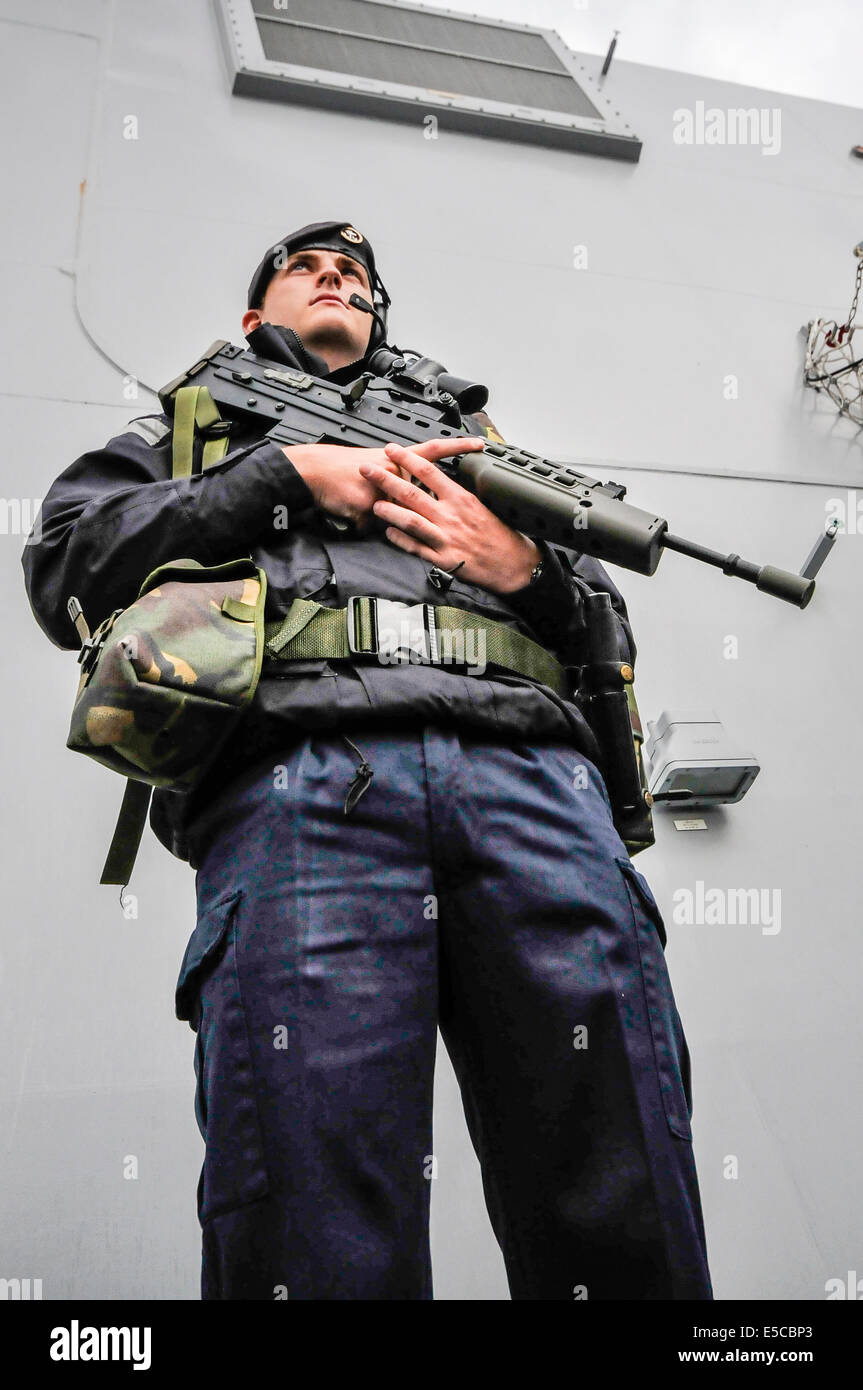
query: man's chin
300 326 370 363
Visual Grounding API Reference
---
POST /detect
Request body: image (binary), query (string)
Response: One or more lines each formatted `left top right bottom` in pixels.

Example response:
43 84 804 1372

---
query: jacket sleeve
468 409 635 669
21 414 315 650
505 540 636 670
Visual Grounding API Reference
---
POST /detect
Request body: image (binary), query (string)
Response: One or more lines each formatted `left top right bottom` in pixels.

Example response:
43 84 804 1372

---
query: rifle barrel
661 533 815 608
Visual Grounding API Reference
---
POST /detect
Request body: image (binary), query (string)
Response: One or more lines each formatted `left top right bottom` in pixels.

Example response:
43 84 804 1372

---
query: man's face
242 247 374 365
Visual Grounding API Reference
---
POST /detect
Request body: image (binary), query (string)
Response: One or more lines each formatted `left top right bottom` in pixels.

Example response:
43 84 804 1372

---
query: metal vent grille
218 0 641 160
257 21 601 118
254 0 566 68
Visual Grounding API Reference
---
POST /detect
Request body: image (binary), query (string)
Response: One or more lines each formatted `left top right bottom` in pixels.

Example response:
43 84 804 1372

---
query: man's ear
242 308 262 335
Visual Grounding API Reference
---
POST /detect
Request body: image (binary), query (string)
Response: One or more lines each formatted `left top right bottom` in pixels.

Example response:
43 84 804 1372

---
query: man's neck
289 328 364 374
317 350 354 372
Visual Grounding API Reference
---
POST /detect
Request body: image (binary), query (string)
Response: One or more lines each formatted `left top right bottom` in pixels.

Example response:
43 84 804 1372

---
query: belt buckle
77 608 123 675
347 596 438 663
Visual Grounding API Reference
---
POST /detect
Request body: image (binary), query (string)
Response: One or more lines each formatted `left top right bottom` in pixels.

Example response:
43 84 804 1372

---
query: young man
22 220 713 1301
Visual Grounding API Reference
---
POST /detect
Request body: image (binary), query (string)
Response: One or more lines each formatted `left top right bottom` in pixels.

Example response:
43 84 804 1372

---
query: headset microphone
348 292 387 338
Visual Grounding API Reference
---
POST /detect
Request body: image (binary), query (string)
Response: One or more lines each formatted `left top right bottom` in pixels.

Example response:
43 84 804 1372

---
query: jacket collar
244 322 374 385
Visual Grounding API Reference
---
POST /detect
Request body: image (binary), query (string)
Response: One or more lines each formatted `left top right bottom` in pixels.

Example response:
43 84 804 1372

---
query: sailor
21 220 713 1301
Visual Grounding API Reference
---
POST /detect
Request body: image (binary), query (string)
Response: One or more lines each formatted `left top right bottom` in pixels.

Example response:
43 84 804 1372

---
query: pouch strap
263 595 569 697
99 781 153 887
99 388 231 889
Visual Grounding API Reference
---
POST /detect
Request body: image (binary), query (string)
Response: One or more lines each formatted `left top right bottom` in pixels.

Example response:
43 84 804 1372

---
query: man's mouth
311 295 346 307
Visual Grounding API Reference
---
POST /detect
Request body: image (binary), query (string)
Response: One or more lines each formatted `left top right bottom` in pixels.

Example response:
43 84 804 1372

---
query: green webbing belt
263 596 570 696
171 385 231 477
99 387 230 888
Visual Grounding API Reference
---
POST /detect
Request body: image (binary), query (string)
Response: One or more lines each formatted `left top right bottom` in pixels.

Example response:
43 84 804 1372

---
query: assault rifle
159 340 814 849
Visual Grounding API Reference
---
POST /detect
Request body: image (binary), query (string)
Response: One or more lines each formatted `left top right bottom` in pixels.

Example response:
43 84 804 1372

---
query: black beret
247 221 380 309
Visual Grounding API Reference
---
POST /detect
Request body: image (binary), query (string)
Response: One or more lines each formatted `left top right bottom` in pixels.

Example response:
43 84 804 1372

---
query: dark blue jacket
21 332 636 865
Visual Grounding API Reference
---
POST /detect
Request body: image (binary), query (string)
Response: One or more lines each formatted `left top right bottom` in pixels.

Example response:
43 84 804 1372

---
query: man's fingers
382 442 472 498
362 461 443 520
359 437 483 511
412 436 486 459
373 500 444 546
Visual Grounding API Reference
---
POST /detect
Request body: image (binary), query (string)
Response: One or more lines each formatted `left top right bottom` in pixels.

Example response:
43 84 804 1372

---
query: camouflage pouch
66 556 267 883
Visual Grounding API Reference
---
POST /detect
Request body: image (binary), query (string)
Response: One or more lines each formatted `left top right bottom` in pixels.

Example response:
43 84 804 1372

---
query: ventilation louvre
217 0 642 160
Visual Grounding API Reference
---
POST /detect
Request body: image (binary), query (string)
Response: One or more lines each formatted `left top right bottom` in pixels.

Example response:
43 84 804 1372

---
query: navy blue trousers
177 726 713 1300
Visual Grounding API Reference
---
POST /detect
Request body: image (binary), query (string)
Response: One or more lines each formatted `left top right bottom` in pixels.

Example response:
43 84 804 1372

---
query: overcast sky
429 0 862 111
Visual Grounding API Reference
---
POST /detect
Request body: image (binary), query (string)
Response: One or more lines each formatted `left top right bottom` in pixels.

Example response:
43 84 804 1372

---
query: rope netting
803 242 863 425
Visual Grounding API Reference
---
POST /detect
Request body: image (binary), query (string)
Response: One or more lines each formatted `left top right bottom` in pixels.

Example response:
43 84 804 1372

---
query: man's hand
282 437 486 532
358 442 542 595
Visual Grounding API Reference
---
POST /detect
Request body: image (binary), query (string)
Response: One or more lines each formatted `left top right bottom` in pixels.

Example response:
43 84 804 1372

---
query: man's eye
288 258 364 284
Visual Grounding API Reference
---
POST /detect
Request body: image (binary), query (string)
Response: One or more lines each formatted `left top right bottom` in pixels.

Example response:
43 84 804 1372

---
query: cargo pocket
615 856 693 1142
175 889 271 1223
175 889 241 1029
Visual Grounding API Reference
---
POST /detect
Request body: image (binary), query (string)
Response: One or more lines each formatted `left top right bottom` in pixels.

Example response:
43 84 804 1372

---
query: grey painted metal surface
1 0 861 1301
